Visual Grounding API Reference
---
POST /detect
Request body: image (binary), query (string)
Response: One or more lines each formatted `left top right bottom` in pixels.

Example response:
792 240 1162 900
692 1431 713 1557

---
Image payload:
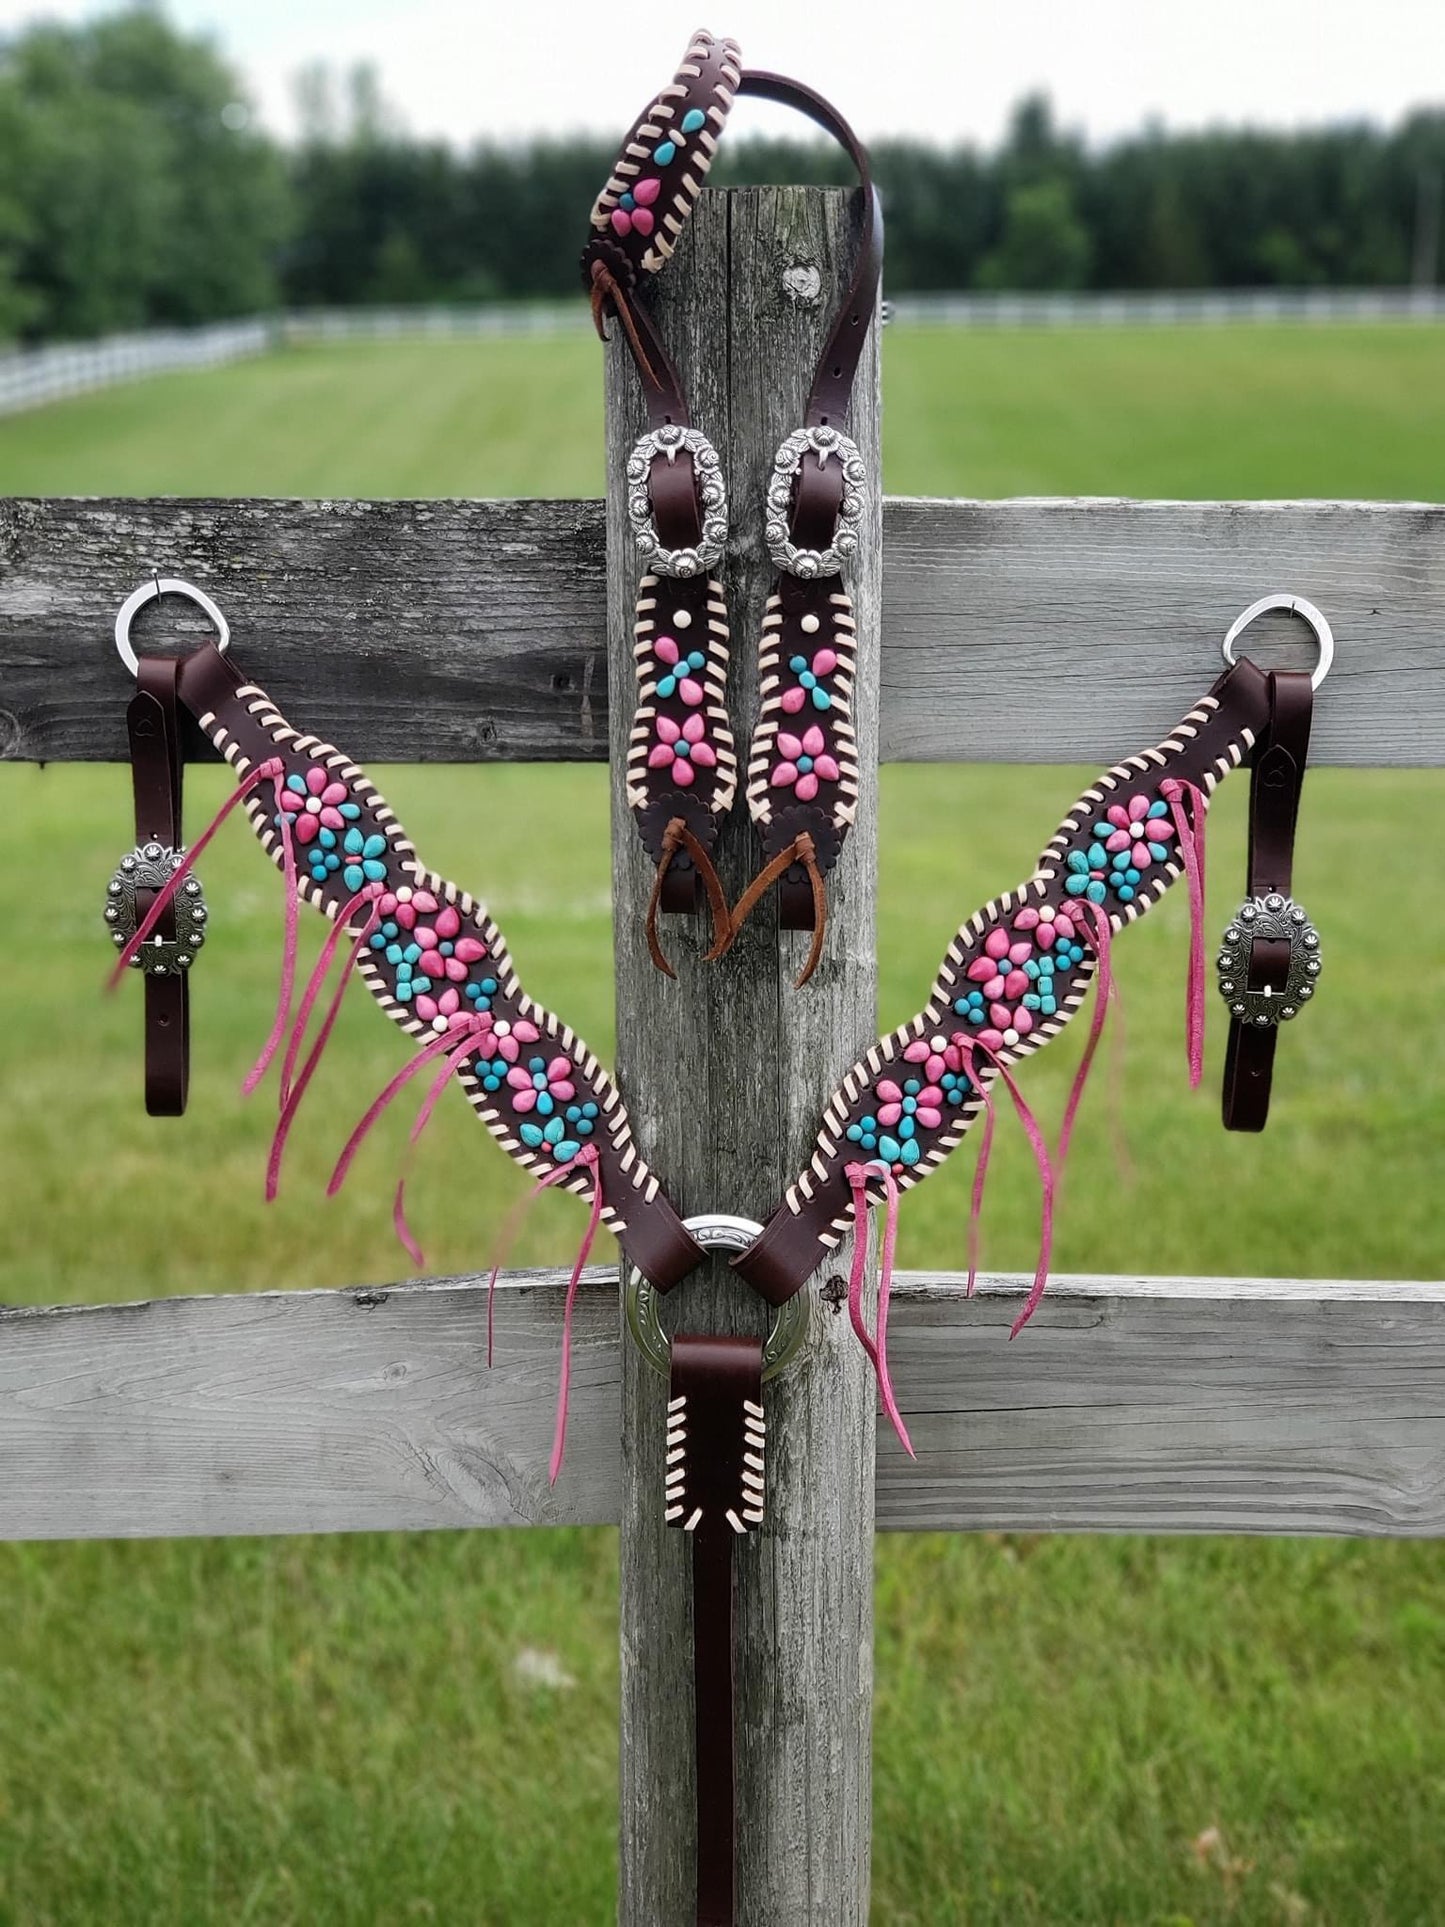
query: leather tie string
125 657 189 1115
1222 668 1314 1132
645 815 733 978
718 831 828 987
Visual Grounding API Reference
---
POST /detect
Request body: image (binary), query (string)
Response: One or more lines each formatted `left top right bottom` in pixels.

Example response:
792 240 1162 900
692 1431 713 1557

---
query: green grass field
2 326 1443 1924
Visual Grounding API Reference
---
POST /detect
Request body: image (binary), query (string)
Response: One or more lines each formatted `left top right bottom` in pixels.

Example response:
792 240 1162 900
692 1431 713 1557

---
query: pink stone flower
770 725 840 803
873 1076 944 1132
648 712 716 788
1099 793 1176 869
609 174 661 238
1012 903 1078 949
279 765 360 845
966 925 1034 1003
378 887 439 931
507 1054 578 1115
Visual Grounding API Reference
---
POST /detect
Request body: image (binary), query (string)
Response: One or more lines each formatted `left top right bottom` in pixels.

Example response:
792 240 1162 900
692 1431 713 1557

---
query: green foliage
2 9 1444 342
0 4 289 341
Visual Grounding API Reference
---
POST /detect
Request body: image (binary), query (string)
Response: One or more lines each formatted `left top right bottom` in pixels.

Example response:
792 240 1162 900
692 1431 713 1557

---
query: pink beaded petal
305 766 328 795
611 208 633 236
801 724 826 756
413 893 439 915
967 957 997 983
989 1002 1014 1029
813 754 840 782
771 762 799 788
1128 794 1150 821
795 773 819 802
690 742 717 768
656 716 681 746
1013 1007 1035 1035
682 713 705 744
632 176 661 207
320 782 349 808
513 1021 541 1044
877 1081 903 1102
454 938 487 964
1003 969 1029 1000
420 949 445 976
1105 829 1131 853
511 1086 538 1111
812 648 838 676
1014 908 1041 931
506 1066 532 1092
437 988 460 1016
984 928 1011 960
982 974 1006 1000
631 208 655 237
1008 942 1032 965
655 636 680 665
777 732 804 760
672 760 695 786
915 1106 942 1130
902 1040 931 1063
414 926 438 950
497 1035 520 1062
678 677 704 706
877 1103 903 1126
978 1028 1005 1052
415 995 439 1022
648 745 674 769
393 903 416 929
781 687 806 713
444 957 468 981
435 906 461 939
293 814 318 844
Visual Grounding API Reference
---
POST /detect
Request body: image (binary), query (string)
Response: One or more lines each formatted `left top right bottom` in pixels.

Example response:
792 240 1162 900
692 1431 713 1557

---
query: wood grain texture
607 187 882 1927
4 495 1441 766
4 1271 1443 1543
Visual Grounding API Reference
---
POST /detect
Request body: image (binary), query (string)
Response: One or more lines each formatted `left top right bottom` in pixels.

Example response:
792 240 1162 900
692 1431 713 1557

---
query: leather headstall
583 31 884 984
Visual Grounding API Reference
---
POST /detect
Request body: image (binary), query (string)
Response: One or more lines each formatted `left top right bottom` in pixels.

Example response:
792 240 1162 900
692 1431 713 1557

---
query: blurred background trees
0 6 1441 340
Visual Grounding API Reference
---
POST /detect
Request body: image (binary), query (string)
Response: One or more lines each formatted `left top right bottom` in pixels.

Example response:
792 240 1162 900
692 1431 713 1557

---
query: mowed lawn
1 326 1443 1925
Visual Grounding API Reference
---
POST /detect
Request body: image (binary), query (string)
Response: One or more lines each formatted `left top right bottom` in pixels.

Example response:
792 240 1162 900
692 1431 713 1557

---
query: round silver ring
1220 593 1333 691
115 576 230 679
625 1211 809 1383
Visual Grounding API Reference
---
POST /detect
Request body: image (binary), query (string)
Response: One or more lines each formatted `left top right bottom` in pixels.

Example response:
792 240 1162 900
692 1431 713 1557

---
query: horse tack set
99 30 1332 1927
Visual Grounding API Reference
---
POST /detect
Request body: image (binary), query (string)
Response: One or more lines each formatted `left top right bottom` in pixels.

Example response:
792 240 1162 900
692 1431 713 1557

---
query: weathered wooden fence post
607 185 882 1923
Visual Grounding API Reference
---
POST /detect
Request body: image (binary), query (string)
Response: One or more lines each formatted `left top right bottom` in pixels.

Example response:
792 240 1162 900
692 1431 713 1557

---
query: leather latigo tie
585 32 883 984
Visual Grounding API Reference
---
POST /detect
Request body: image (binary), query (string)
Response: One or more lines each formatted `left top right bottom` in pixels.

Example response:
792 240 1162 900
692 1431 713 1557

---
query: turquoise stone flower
342 829 388 894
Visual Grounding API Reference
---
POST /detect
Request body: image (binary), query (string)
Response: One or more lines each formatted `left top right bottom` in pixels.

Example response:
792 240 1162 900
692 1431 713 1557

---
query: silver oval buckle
625 1212 809 1383
1217 893 1322 1027
764 424 866 578
104 842 209 973
626 426 727 578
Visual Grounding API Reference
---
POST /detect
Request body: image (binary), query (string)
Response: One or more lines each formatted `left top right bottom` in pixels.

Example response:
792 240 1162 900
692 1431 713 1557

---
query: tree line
2 8 1442 342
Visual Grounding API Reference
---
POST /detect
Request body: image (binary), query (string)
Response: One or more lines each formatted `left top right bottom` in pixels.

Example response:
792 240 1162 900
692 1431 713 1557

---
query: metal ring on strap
1220 593 1333 692
625 1212 809 1382
115 576 230 679
765 424 866 577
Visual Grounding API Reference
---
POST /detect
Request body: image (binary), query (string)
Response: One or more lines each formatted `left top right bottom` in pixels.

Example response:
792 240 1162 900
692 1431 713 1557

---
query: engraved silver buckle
1216 893 1321 1027
626 426 727 578
764 424 866 578
104 843 208 975
625 1212 809 1383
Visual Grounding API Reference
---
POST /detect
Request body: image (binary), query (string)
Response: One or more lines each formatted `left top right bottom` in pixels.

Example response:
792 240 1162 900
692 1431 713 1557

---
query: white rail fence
3 287 1443 419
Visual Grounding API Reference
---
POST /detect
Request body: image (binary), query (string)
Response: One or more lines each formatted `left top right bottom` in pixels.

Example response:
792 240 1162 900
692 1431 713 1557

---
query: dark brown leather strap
127 657 189 1115
172 641 707 1289
1222 669 1314 1132
735 659 1279 1304
736 70 883 432
668 1333 766 1927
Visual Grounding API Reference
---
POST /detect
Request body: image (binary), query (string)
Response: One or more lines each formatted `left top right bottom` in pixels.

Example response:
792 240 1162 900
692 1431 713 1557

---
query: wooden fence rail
2 496 1441 769
4 1272 1441 1544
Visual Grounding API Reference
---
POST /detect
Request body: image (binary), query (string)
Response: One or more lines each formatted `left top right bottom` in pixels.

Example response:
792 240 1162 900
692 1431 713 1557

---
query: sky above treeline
1 0 1441 148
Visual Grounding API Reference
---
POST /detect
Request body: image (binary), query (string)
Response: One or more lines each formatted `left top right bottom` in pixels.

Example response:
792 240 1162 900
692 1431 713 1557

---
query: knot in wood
781 264 822 305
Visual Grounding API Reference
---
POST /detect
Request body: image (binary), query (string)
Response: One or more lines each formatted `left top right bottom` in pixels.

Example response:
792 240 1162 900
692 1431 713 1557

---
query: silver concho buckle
765 424 866 578
1216 893 1321 1027
626 425 727 578
625 1212 809 1383
104 843 208 974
